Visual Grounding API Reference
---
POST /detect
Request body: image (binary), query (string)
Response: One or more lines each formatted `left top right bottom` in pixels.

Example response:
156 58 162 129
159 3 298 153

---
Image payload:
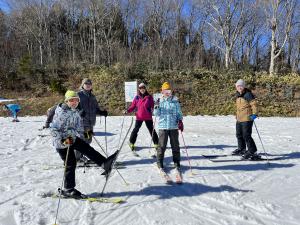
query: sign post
124 81 137 108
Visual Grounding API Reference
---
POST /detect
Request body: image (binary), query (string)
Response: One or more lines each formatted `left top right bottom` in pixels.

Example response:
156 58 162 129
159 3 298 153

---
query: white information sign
125 81 137 102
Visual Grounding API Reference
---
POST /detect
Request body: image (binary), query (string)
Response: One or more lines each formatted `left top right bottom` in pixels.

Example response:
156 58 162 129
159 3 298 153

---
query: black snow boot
101 150 119 176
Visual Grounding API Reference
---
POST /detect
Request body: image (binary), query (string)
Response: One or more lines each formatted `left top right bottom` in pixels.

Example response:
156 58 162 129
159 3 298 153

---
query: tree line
0 0 299 88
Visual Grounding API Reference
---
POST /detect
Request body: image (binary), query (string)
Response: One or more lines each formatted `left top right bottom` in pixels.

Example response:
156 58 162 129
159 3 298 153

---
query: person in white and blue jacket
153 82 183 171
50 90 117 198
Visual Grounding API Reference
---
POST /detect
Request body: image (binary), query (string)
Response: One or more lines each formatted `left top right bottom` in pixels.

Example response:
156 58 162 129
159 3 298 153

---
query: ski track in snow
0 116 300 225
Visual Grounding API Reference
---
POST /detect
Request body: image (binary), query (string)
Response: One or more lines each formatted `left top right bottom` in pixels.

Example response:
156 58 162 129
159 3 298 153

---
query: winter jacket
78 89 106 129
45 104 84 128
236 89 258 122
50 103 84 149
5 104 20 118
154 96 183 130
127 92 154 121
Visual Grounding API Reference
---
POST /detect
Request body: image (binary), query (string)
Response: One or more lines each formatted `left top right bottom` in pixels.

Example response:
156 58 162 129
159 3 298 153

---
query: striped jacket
154 96 183 130
50 103 84 149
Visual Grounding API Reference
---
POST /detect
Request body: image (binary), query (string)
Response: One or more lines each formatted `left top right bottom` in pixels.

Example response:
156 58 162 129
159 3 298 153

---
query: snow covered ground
0 115 300 225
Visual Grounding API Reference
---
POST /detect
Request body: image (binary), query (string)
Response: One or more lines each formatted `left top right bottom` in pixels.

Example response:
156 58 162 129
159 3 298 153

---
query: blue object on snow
4 104 21 119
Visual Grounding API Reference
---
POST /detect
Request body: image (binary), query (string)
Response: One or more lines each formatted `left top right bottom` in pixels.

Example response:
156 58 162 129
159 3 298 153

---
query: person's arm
50 110 64 146
44 105 57 128
148 96 155 112
153 99 161 116
95 104 108 117
244 92 258 117
127 96 138 113
176 101 183 122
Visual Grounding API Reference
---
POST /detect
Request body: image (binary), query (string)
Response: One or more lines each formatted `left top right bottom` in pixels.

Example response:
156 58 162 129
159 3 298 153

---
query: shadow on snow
91 182 252 200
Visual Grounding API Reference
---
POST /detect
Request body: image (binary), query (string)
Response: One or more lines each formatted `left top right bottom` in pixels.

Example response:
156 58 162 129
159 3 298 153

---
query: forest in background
0 0 300 116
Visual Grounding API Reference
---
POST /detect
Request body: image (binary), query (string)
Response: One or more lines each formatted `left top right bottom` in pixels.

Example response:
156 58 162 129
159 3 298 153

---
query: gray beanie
235 79 245 87
81 78 92 89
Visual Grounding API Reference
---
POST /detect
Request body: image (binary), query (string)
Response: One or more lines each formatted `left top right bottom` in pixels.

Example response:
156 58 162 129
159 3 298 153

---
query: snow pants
129 120 158 145
236 121 257 153
157 129 180 168
57 138 106 190
74 126 94 161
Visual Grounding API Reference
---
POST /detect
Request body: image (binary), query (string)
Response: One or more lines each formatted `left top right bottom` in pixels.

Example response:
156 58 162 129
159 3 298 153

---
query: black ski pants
57 137 106 190
129 120 158 145
157 129 180 168
236 121 257 153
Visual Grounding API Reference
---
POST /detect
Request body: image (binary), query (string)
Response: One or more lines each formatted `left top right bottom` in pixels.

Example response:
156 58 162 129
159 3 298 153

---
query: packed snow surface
0 115 299 225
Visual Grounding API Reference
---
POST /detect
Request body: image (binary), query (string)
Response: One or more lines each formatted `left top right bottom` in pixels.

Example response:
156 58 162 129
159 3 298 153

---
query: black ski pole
117 115 126 150
104 117 108 156
53 144 71 225
148 115 157 157
180 131 194 175
253 121 270 165
100 117 133 196
92 135 129 186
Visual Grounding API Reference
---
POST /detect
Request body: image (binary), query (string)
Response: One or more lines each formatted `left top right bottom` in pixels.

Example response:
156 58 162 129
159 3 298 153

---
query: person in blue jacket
3 104 21 122
153 82 183 173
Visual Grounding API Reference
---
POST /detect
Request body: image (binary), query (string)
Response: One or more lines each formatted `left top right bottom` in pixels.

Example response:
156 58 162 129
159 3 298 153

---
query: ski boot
59 188 86 199
232 148 246 155
242 151 261 160
174 167 183 184
101 150 119 176
129 143 135 151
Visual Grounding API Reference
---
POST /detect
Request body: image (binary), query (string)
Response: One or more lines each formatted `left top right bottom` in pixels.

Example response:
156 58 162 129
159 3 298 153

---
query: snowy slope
0 115 299 225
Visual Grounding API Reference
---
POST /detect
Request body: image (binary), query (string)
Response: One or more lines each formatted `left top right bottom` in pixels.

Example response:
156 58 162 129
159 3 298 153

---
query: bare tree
259 0 297 75
201 0 252 69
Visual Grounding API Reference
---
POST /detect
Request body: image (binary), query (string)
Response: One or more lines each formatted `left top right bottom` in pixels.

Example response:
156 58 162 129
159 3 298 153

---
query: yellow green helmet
64 90 80 102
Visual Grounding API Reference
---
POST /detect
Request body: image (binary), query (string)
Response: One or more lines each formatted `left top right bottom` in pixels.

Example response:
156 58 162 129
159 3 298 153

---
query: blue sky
0 0 9 12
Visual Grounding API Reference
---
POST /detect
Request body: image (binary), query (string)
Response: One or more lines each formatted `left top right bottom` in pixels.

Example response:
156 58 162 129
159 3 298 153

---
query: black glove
43 122 50 129
100 110 108 117
62 137 73 145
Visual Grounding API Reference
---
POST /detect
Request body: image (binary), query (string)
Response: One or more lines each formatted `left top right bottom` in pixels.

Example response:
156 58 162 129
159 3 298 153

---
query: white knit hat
138 83 146 88
235 79 245 87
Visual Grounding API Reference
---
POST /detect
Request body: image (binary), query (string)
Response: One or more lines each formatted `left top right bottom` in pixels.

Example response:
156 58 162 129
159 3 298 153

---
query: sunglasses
139 86 146 89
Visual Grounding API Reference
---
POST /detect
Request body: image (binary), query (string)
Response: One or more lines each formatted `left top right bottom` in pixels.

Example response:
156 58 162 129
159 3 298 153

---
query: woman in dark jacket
78 78 108 144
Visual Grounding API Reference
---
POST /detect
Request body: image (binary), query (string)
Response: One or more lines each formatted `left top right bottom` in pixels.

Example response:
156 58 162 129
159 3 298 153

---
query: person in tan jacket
232 79 260 160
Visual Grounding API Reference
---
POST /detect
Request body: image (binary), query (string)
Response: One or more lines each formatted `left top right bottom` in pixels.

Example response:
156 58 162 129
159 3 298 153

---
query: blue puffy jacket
154 96 183 130
50 103 84 149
